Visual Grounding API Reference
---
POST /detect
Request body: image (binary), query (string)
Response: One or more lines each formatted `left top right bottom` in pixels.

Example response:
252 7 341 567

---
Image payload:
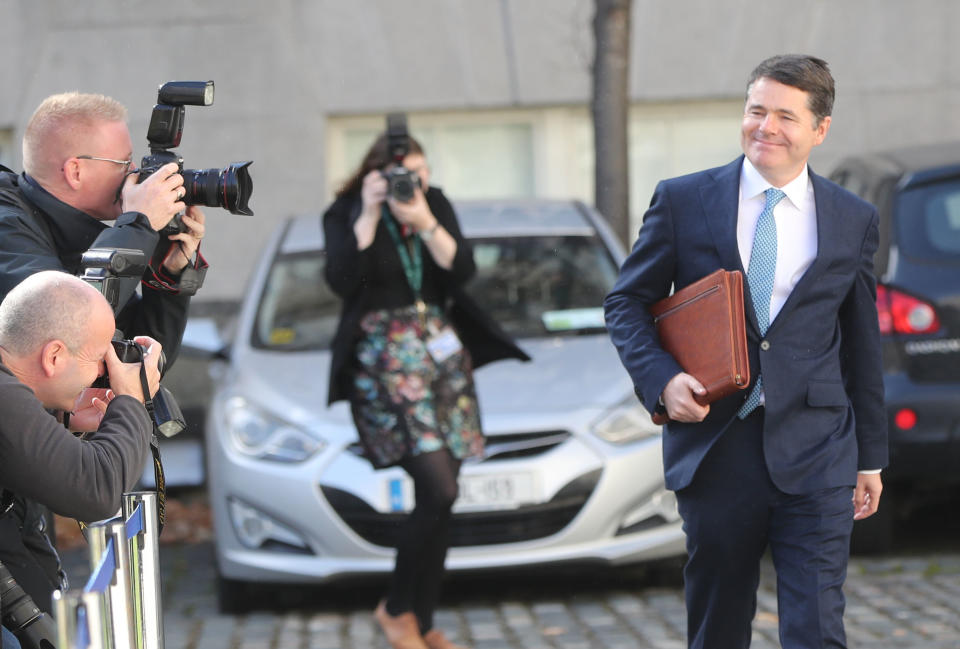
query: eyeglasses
76 155 133 172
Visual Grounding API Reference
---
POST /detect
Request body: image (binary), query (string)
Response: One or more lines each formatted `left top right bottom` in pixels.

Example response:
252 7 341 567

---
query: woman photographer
322 130 526 649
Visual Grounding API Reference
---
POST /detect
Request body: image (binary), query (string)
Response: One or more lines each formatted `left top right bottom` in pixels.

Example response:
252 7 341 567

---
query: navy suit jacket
605 156 888 495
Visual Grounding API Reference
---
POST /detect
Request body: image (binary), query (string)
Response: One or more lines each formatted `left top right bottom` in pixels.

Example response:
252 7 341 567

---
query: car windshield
252 252 341 351
896 179 960 263
252 233 618 351
464 234 618 339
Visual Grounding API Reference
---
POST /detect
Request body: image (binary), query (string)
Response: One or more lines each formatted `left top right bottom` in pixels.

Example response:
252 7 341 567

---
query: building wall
2 0 958 300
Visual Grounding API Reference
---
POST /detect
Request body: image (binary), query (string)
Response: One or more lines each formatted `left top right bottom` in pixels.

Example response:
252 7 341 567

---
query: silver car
203 199 685 612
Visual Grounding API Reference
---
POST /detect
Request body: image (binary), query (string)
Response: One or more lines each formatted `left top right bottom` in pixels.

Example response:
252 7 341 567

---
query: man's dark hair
746 54 835 125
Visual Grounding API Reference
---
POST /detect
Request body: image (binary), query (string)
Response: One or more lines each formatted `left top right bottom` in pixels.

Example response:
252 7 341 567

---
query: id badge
426 326 463 363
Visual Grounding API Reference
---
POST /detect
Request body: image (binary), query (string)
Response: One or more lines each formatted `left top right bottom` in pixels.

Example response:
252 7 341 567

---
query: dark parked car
830 144 960 552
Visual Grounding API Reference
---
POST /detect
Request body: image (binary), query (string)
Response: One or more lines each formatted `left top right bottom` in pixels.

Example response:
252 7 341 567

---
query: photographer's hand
163 206 206 273
105 337 163 404
69 388 115 432
355 170 387 250
121 162 186 231
389 188 457 270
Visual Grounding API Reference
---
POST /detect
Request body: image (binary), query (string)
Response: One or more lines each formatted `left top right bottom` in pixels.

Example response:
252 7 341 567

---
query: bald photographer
0 272 161 646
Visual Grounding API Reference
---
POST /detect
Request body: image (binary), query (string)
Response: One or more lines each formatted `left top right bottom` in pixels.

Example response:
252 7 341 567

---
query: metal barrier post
53 588 108 649
122 492 164 649
106 519 136 649
85 524 116 649
82 590 108 649
52 590 78 649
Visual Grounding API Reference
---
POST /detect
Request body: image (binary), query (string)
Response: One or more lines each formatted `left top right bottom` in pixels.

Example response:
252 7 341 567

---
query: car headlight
592 397 662 444
221 396 326 462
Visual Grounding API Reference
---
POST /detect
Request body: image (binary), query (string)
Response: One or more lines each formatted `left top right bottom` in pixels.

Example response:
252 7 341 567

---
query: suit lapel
700 157 746 275
766 169 840 335
700 157 763 333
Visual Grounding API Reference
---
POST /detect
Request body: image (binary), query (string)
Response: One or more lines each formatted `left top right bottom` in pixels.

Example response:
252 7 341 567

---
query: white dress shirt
736 159 880 475
737 158 817 324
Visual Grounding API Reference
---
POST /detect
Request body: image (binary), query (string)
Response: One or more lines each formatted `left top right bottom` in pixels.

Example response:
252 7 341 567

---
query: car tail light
894 408 917 430
876 285 941 335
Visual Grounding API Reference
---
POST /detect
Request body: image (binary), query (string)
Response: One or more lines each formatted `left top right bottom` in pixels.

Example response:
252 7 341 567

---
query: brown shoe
423 628 470 649
374 601 429 649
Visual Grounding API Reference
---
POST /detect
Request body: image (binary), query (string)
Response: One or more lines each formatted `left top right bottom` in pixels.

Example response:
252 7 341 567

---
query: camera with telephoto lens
79 248 186 438
138 81 254 237
0 559 57 649
382 112 420 202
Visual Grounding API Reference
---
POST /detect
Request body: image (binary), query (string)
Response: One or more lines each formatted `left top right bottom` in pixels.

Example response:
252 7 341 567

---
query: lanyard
380 204 423 299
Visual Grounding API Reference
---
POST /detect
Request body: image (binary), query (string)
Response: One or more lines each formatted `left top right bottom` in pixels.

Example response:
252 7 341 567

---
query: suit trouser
675 408 855 649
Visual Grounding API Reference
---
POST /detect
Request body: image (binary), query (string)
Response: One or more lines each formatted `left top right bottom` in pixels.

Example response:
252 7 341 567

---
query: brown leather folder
649 269 750 424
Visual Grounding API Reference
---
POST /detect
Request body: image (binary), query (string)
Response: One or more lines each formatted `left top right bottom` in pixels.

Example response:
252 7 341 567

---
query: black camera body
80 248 186 438
139 81 254 236
382 112 421 202
102 336 184 438
79 247 147 315
93 333 184 438
109 336 164 373
383 166 420 203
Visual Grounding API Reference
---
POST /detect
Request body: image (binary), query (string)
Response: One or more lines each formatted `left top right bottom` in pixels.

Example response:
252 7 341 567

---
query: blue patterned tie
738 188 786 419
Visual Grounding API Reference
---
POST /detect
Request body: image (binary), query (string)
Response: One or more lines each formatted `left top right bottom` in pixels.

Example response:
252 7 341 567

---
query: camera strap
140 362 166 533
143 243 208 297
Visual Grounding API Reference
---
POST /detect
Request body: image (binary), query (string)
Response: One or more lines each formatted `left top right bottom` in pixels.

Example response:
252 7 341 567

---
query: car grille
346 430 572 463
320 468 601 548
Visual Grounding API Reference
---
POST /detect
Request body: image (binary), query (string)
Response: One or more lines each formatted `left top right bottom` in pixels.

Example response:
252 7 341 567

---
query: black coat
0 171 192 365
322 187 529 405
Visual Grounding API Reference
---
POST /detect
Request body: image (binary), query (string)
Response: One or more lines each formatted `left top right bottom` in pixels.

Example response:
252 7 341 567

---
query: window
896 179 960 261
331 117 536 200
0 129 14 170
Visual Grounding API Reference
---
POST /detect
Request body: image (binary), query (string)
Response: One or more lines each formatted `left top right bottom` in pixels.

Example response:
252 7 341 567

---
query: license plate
385 472 536 513
455 472 536 512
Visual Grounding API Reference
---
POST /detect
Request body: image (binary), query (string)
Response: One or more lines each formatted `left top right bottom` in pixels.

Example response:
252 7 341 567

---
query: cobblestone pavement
61 543 960 649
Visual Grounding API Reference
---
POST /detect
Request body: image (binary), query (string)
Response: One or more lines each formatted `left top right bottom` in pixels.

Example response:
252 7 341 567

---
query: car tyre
216 573 257 614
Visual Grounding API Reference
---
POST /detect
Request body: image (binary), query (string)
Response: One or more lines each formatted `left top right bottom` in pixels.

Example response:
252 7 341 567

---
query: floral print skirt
350 303 484 468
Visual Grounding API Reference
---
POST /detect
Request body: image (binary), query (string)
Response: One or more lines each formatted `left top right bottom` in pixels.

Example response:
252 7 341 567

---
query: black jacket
322 187 529 405
0 171 191 364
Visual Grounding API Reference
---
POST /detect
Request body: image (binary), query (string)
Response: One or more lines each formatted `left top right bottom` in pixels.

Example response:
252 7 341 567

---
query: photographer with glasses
0 271 162 647
0 91 207 351
0 91 207 625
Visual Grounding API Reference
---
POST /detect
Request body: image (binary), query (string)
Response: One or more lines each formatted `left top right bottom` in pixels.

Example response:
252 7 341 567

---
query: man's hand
104 336 163 404
662 372 710 422
69 388 115 432
853 472 883 520
120 162 185 231
162 206 206 273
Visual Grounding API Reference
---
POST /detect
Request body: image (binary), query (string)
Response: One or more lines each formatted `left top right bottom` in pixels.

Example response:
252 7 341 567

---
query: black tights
384 448 461 634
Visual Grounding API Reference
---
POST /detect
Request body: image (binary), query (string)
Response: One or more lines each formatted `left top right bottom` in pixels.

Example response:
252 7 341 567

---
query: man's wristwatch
419 221 440 241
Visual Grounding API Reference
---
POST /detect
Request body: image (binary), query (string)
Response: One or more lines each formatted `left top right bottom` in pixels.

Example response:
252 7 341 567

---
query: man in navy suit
604 54 887 649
